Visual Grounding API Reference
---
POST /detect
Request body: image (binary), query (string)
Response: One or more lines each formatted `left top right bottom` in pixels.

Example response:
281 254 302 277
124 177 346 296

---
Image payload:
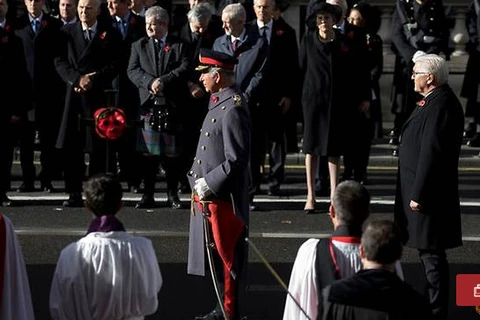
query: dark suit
213 25 268 194
322 269 432 320
15 14 64 187
111 12 146 188
0 21 30 198
213 24 268 104
394 84 463 319
127 34 189 196
248 19 299 190
55 21 122 193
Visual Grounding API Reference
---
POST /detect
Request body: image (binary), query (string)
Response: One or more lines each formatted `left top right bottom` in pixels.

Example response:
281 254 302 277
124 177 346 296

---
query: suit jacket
110 12 146 118
394 84 464 250
174 17 223 84
249 19 299 108
15 14 64 122
213 24 268 104
0 21 30 122
127 34 190 111
322 269 432 320
54 20 123 149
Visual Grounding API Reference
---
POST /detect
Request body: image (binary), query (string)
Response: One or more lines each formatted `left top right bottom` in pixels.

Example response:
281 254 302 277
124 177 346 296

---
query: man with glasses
394 54 463 320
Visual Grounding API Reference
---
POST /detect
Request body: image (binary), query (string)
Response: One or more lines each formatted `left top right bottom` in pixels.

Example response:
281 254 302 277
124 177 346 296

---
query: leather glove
194 178 212 200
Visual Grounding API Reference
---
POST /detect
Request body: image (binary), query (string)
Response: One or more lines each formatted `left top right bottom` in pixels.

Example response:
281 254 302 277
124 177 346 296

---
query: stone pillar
283 3 302 46
376 5 394 54
450 6 469 57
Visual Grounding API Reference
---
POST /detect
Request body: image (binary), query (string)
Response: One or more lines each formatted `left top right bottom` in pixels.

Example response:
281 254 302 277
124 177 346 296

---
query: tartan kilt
136 111 182 157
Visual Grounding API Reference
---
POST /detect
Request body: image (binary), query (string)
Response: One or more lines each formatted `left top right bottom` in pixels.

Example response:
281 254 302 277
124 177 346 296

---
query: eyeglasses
412 71 429 77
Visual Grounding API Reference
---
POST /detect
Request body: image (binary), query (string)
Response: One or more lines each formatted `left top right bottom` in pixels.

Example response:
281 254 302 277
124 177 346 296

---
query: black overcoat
54 21 122 150
394 85 464 250
299 30 371 156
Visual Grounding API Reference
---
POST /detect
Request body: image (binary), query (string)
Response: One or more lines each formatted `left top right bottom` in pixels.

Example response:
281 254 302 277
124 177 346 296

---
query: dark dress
300 30 370 157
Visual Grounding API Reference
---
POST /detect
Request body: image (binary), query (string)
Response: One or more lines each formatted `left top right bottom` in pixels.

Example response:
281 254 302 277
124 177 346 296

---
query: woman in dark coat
300 2 370 211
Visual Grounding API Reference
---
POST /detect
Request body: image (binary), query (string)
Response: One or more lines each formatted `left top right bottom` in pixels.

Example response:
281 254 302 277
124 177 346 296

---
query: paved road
3 158 480 319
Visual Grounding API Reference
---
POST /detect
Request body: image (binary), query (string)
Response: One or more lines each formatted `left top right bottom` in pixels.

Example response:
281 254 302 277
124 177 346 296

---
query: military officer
188 49 251 320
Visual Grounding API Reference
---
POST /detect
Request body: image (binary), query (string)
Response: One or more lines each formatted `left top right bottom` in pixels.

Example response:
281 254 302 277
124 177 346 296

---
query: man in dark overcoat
394 54 463 320
0 0 31 206
249 0 299 197
15 0 64 192
54 0 122 206
127 5 189 209
188 49 251 320
390 0 449 155
107 0 146 192
213 2 267 209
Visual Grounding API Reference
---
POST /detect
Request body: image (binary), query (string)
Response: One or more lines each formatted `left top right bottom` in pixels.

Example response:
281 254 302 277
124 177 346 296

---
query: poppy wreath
94 107 127 140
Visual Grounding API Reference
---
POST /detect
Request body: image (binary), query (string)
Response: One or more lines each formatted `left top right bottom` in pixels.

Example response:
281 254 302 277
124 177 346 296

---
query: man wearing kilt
127 5 189 209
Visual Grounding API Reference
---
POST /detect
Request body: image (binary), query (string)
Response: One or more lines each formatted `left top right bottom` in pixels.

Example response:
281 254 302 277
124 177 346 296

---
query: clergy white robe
0 214 35 320
283 238 405 320
49 231 162 320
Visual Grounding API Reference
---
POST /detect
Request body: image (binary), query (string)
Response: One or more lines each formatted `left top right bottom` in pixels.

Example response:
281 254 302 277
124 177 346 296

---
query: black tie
85 29 93 41
261 26 268 42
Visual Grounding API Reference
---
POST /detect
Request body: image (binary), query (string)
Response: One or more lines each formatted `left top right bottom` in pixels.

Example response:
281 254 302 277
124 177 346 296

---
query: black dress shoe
167 193 182 209
128 184 141 194
41 182 55 193
467 134 480 147
17 183 35 193
267 184 280 196
464 123 476 138
389 128 398 137
135 194 156 209
63 193 83 207
1 194 12 207
392 148 399 157
195 310 224 320
388 137 399 145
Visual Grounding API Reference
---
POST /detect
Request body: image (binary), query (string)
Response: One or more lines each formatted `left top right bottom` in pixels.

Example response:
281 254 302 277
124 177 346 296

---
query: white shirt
50 231 162 320
0 214 35 320
0 20 6 29
231 28 246 46
82 20 98 39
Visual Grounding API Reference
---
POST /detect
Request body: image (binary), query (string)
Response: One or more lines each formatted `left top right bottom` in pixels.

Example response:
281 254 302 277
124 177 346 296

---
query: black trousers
12 120 36 185
0 120 14 195
140 153 181 196
419 249 449 320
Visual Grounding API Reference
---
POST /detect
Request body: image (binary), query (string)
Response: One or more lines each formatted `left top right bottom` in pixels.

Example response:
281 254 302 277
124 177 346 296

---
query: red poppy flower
100 32 106 39
5 25 10 32
417 100 426 107
276 29 283 36
41 20 48 27
164 45 171 52
130 16 136 25
1 36 7 44
347 31 354 39
211 96 219 103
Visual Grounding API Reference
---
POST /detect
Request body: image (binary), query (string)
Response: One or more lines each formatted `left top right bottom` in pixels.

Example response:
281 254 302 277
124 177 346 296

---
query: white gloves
412 50 426 63
194 178 212 200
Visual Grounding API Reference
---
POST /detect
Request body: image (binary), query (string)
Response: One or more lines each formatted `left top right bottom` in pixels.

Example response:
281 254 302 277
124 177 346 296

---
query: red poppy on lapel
1 36 7 44
130 16 136 25
211 96 219 103
41 20 48 28
417 100 426 107
164 44 171 52
5 24 10 32
100 31 106 39
276 29 283 36
347 31 354 39
340 42 349 53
